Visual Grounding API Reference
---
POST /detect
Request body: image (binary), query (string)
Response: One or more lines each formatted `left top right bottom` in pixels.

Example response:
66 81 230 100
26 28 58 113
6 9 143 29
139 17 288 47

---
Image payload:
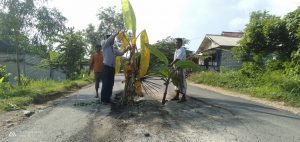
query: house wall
220 50 242 71
197 50 221 71
207 41 220 51
0 53 66 84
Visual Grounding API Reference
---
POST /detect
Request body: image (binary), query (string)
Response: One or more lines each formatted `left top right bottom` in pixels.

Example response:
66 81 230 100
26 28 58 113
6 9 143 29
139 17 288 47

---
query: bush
240 62 263 78
265 60 283 71
0 65 10 82
14 74 32 87
189 69 300 107
284 62 300 80
190 71 253 89
0 82 12 98
0 75 93 111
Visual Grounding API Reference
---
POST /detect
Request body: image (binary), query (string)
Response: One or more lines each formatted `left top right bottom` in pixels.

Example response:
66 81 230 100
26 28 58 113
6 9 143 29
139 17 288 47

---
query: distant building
196 32 243 71
0 40 66 84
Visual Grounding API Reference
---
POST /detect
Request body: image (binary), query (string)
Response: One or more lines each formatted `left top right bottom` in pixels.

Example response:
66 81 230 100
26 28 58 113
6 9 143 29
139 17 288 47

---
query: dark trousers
94 72 102 90
101 65 115 103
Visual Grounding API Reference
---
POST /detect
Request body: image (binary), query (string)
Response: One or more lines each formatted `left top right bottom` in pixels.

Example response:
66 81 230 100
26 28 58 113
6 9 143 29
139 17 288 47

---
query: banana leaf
171 74 180 87
146 44 168 65
115 32 129 74
138 30 150 78
121 0 136 36
158 65 170 78
117 32 129 50
175 60 199 70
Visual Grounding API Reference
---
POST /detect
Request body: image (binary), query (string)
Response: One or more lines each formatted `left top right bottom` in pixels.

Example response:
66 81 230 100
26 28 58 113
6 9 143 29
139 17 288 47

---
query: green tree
34 6 67 78
284 7 300 71
84 24 101 52
84 6 125 54
233 11 289 64
0 0 36 85
287 18 300 75
0 0 67 83
97 6 125 37
295 25 300 62
57 29 86 79
284 7 300 57
34 6 66 54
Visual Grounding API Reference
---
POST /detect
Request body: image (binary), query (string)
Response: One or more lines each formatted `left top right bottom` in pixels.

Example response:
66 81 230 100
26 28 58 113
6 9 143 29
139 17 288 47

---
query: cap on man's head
175 38 183 44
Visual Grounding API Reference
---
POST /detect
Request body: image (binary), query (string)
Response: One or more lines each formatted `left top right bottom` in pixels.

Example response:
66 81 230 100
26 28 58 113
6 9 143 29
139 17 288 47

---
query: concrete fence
0 53 66 84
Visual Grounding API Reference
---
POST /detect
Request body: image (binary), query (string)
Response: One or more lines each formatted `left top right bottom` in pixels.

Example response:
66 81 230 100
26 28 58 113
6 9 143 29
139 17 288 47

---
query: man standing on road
101 32 130 104
169 38 187 103
88 45 103 98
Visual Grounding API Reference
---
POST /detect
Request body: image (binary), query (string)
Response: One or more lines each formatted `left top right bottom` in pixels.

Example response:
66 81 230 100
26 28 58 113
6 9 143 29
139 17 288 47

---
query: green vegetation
0 0 67 84
0 76 93 111
149 37 193 67
0 1 126 111
189 71 300 107
190 8 300 107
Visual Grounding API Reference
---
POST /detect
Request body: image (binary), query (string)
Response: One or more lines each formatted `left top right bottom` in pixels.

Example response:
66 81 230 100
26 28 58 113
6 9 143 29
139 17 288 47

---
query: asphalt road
184 84 300 142
1 75 300 142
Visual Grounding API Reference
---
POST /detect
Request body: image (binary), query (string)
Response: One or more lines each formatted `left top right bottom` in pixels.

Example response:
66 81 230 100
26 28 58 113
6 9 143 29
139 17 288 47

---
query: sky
48 0 300 52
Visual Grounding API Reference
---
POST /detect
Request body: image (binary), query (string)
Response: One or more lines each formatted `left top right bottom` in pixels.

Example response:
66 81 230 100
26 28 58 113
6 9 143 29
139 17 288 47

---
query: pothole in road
109 91 236 123
87 92 243 141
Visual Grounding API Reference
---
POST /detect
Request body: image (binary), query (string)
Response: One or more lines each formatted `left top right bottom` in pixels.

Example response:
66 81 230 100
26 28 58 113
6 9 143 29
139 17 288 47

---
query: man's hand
114 31 120 36
125 45 131 52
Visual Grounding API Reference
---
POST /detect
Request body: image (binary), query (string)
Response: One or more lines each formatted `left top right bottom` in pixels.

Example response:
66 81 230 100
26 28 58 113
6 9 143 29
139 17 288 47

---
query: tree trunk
15 33 21 85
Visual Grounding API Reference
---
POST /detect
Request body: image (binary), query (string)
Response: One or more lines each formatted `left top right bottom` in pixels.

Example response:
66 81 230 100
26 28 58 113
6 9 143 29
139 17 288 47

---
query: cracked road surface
1 75 300 142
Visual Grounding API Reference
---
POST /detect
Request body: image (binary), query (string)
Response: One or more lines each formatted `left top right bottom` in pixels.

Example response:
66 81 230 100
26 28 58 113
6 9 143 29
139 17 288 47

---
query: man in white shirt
169 38 187 103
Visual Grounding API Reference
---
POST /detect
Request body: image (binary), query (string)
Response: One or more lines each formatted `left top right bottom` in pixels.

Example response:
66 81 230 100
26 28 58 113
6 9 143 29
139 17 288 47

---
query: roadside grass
0 77 93 111
188 70 300 107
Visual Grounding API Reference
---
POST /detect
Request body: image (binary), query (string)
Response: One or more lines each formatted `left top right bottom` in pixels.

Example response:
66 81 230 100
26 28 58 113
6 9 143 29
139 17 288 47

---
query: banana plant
120 0 199 105
147 45 199 104
119 0 154 104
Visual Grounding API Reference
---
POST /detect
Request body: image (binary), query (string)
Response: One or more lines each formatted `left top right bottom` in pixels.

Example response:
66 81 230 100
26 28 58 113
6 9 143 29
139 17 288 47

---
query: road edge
188 81 300 115
0 84 95 133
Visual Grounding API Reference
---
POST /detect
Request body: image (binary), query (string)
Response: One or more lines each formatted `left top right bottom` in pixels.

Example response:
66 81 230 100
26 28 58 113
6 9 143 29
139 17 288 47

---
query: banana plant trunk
162 69 175 104
122 45 136 105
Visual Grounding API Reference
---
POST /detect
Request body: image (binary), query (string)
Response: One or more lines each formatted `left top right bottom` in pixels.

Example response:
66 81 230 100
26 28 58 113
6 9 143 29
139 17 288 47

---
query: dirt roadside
0 84 94 135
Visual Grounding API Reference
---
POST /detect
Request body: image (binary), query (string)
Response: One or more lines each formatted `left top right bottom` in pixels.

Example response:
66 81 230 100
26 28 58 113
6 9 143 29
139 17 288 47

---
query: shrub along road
1 75 300 142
